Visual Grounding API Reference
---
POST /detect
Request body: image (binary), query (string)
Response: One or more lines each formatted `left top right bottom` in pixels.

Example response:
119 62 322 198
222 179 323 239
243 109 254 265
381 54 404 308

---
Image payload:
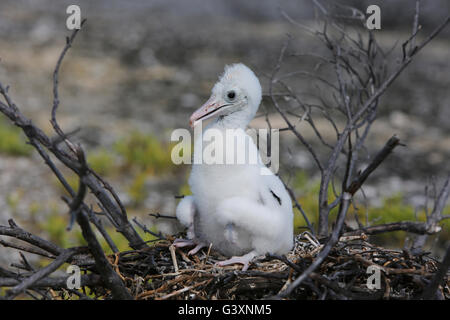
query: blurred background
0 0 449 266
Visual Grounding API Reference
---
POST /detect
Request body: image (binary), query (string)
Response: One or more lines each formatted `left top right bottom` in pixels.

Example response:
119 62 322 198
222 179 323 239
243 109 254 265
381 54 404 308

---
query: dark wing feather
270 189 282 205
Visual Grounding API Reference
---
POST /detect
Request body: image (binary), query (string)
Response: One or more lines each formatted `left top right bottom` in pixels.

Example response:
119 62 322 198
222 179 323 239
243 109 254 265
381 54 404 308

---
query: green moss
354 193 418 244
114 131 173 174
178 176 192 197
53 172 79 195
364 193 416 224
40 211 72 248
28 202 41 216
38 205 85 249
0 118 32 156
292 171 309 191
136 226 159 244
291 176 338 232
27 201 43 225
38 208 161 258
290 172 450 246
37 209 156 255
87 149 116 176
99 230 130 253
96 223 160 254
128 171 148 205
6 190 22 214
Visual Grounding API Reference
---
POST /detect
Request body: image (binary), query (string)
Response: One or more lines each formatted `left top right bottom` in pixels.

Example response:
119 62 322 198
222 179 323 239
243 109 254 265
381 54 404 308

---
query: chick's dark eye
227 91 236 100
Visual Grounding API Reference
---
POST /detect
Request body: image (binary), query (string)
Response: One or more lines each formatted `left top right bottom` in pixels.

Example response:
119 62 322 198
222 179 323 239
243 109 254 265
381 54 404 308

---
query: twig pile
93 233 448 300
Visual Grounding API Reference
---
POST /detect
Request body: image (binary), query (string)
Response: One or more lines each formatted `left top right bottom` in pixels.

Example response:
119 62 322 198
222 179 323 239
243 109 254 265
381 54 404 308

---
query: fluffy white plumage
175 63 293 270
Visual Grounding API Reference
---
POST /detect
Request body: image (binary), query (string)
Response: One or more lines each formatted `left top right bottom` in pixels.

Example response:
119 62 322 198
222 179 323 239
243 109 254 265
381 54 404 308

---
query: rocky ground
0 0 449 266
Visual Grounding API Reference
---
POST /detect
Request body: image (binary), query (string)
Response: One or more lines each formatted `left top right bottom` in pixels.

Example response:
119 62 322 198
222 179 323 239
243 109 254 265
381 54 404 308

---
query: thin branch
412 175 450 253
346 135 402 195
277 191 352 298
0 239 55 259
0 220 63 256
50 19 86 141
5 248 77 299
269 38 324 173
0 24 146 250
0 274 102 290
352 15 449 125
343 221 441 236
69 146 133 300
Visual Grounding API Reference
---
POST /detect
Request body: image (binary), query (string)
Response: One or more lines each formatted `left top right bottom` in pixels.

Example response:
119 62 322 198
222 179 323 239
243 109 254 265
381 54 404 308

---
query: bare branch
0 220 63 256
5 248 77 299
277 191 352 298
69 146 133 300
346 135 402 195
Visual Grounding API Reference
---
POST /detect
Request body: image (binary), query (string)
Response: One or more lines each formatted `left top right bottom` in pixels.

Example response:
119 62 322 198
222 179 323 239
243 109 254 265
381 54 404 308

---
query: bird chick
175 64 293 270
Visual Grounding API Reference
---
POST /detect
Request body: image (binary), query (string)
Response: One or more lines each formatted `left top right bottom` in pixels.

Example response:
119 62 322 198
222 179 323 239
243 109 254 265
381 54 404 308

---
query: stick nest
82 233 448 300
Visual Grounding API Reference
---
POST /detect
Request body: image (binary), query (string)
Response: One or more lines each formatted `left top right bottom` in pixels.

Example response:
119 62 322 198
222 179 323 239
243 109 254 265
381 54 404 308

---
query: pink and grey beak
189 96 221 128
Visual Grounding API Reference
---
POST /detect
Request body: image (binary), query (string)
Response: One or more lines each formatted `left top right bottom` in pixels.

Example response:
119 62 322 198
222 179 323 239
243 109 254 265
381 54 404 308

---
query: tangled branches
265 0 450 298
0 19 141 299
0 1 449 300
2 233 447 300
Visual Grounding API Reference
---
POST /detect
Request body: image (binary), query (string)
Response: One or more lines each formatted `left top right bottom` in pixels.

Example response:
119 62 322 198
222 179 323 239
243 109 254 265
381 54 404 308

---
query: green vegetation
39 209 159 254
0 118 32 156
364 193 415 224
178 177 192 197
112 130 177 206
87 149 116 176
114 130 174 174
6 190 22 215
52 172 79 196
291 171 338 231
49 130 177 206
40 209 82 248
128 171 148 205
290 171 450 245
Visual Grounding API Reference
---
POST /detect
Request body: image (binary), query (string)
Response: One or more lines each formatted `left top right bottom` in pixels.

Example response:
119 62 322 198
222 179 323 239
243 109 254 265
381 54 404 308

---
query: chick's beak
189 96 221 128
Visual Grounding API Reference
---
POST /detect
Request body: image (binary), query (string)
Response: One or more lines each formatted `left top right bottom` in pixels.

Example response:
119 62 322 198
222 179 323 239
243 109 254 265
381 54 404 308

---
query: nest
79 233 449 300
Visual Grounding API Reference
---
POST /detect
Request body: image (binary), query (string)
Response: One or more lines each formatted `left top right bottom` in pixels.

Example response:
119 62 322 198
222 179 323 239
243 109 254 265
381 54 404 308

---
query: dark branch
346 135 402 195
5 248 77 299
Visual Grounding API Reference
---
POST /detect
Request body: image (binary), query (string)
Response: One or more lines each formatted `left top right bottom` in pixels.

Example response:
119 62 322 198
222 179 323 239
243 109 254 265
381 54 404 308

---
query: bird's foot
173 238 196 248
173 238 208 256
188 243 208 256
215 251 257 271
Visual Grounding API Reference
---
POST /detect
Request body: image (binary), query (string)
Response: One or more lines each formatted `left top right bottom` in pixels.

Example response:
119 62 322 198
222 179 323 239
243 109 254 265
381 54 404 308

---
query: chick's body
175 63 294 269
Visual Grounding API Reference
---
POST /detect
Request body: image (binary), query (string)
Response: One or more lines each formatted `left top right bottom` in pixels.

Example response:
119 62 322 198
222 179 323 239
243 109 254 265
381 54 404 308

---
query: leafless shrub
0 1 448 300
265 1 449 297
